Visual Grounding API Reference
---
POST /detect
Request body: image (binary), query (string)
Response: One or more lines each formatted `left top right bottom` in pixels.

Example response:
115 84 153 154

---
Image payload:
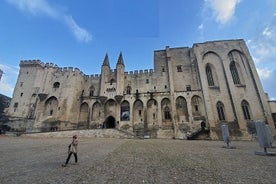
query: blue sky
0 0 275 99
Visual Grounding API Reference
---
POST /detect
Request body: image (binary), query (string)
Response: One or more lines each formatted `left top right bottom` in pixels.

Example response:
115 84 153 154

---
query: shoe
62 164 67 167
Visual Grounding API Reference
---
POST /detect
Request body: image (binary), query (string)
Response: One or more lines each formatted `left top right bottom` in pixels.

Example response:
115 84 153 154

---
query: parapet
125 69 154 77
20 60 45 68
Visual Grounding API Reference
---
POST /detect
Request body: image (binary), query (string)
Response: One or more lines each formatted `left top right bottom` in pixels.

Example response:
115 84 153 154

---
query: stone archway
103 116 116 128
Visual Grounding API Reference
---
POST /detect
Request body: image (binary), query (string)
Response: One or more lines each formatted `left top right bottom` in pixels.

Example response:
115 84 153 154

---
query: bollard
255 120 276 156
221 124 236 149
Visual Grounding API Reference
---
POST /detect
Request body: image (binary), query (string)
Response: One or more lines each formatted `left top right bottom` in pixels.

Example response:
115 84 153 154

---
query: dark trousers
65 152 78 164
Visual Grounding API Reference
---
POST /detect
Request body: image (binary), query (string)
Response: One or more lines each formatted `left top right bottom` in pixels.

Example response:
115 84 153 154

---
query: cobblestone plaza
0 136 275 184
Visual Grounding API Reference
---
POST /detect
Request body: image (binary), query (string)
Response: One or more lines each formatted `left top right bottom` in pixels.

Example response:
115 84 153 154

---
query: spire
117 52 124 66
102 53 110 67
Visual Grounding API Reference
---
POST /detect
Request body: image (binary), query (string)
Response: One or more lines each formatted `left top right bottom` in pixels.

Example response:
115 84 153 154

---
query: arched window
92 102 101 121
164 106 171 120
89 86 95 97
230 61 240 84
45 96 58 117
126 85 131 95
176 96 189 122
133 100 143 124
206 65 214 86
241 100 251 120
216 101 225 120
191 95 203 116
110 78 116 85
147 99 158 125
121 101 130 121
53 82 60 89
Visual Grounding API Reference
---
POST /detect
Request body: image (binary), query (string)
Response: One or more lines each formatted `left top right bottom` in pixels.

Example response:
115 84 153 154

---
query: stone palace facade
5 39 276 139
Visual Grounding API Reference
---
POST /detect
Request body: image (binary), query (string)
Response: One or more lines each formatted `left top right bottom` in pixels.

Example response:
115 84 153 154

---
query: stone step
21 129 135 138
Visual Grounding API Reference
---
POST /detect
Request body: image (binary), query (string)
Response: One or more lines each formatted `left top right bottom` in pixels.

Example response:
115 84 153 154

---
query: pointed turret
100 53 111 96
102 53 110 67
116 52 124 66
116 52 125 95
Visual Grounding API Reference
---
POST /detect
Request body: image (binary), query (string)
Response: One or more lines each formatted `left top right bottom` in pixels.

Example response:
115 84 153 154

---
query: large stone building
5 39 276 139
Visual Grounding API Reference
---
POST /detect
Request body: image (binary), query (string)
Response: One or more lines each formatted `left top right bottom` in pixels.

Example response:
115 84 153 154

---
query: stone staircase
187 128 211 140
21 129 137 139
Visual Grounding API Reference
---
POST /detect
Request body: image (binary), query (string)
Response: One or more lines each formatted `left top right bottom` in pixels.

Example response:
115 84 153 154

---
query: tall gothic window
206 65 214 86
216 101 225 120
241 100 251 120
164 106 171 120
230 61 240 84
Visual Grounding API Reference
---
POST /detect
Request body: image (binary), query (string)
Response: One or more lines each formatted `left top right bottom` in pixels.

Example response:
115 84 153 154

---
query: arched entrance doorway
103 116 116 128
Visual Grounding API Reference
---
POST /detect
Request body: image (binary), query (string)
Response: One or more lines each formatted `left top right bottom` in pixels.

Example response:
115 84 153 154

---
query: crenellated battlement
125 69 154 76
45 62 59 68
20 60 45 68
19 59 155 80
89 74 101 79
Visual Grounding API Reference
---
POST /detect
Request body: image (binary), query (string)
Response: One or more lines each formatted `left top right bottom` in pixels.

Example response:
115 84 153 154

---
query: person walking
62 135 78 167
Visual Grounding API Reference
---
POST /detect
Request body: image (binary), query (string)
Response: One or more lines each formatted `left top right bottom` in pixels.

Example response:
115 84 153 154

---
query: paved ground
0 136 276 184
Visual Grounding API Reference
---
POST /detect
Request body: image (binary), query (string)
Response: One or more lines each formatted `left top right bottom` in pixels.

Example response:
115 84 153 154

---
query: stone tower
116 52 125 95
5 39 275 140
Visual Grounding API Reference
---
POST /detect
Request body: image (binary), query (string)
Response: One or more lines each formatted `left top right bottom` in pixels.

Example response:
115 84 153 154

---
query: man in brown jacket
62 135 78 167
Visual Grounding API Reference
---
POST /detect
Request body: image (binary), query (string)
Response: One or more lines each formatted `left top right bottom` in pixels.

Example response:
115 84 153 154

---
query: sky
0 0 275 100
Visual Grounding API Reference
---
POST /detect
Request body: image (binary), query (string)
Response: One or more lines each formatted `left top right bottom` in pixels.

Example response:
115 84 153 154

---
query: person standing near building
62 135 78 167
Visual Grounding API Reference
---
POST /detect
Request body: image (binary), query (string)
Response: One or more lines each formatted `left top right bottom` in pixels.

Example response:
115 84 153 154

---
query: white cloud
6 0 92 43
64 16 92 43
247 24 276 64
0 63 19 75
257 68 272 80
251 43 276 61
262 27 274 38
0 63 19 97
0 80 14 97
204 0 241 24
6 0 57 18
198 24 204 30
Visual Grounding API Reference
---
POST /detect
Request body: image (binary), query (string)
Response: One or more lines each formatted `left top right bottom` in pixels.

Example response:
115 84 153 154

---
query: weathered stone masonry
5 39 276 139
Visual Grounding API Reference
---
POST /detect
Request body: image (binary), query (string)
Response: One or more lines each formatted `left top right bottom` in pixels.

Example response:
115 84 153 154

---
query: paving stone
0 136 275 183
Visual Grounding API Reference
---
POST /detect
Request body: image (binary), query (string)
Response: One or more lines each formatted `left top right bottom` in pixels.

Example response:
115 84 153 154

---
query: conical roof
117 52 124 66
102 53 110 67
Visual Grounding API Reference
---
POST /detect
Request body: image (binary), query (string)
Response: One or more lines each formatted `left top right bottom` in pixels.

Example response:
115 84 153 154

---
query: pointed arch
191 95 203 116
241 100 251 120
79 102 89 123
92 102 101 121
104 99 116 117
121 100 130 121
147 99 158 125
228 50 247 85
202 52 221 87
176 96 189 122
216 101 225 121
44 96 58 117
133 100 143 124
161 98 172 121
103 116 116 128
